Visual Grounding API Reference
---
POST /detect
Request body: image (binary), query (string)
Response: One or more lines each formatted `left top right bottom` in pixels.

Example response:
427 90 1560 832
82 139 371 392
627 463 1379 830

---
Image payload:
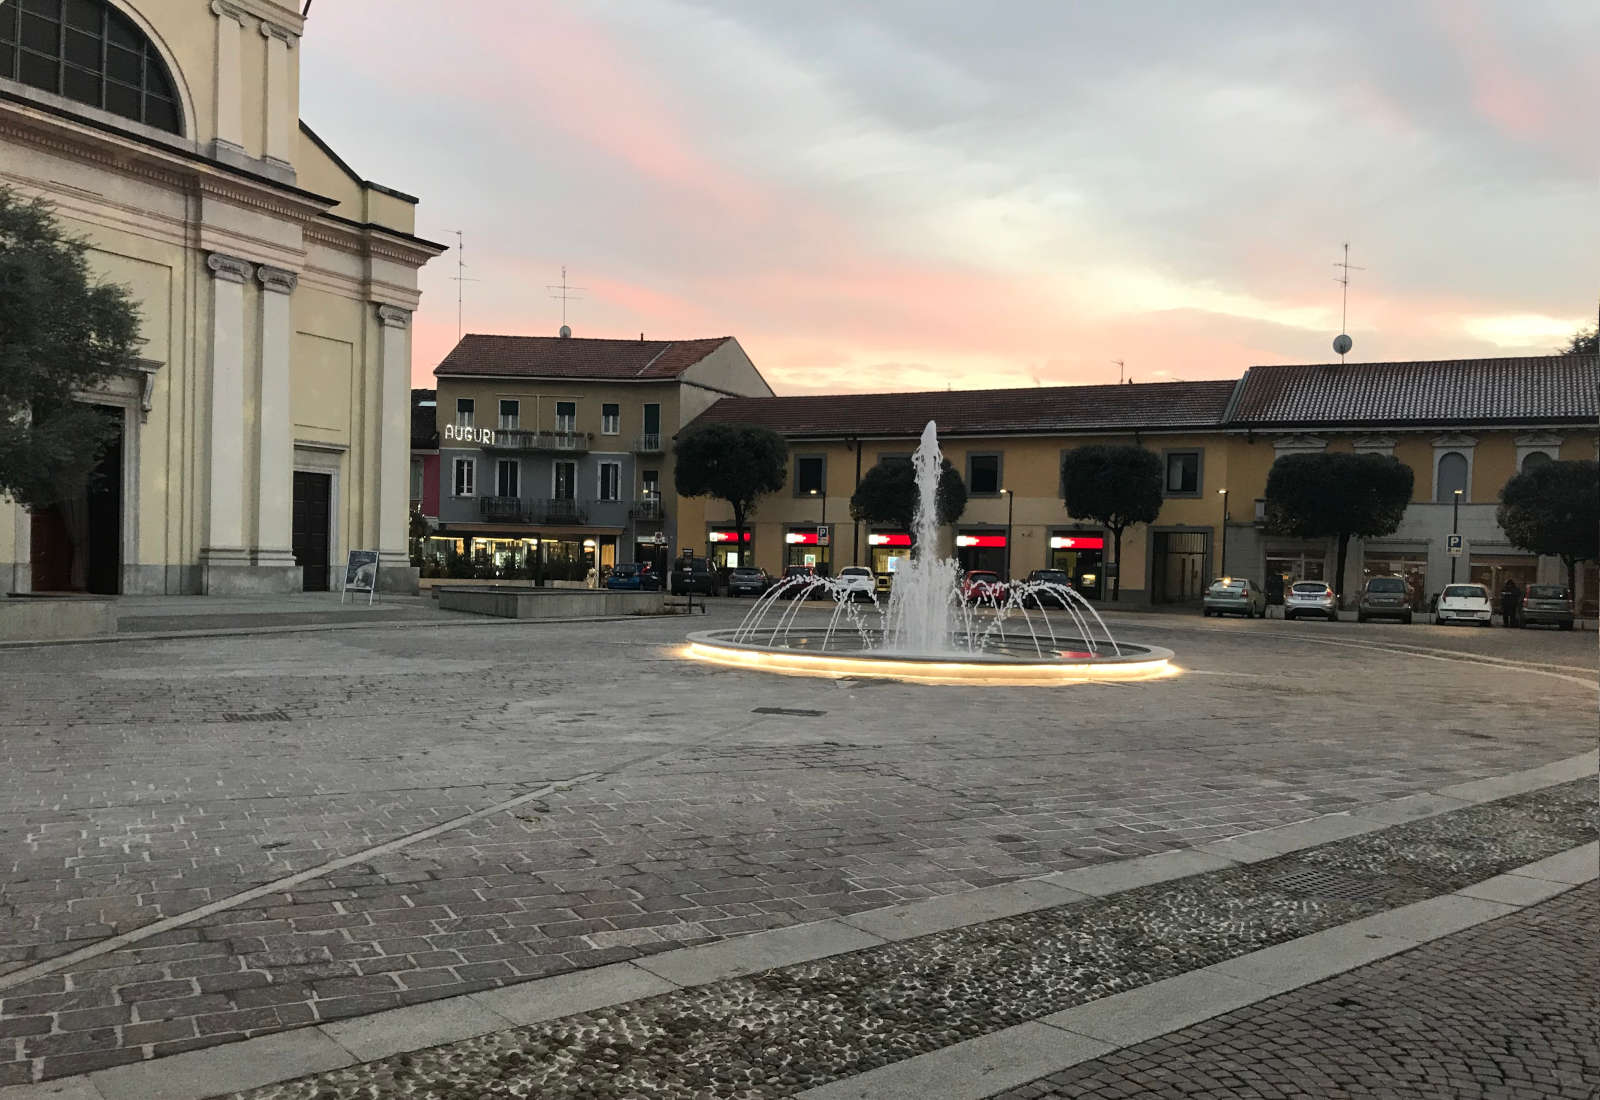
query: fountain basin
685 629 1175 685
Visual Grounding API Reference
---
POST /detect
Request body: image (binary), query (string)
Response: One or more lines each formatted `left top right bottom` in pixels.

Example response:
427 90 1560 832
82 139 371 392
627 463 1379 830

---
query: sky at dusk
298 1 1599 394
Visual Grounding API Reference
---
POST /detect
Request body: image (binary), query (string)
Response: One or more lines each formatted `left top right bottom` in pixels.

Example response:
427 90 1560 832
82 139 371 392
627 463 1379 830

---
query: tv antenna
547 266 585 335
1332 242 1363 362
1113 359 1125 384
449 230 478 343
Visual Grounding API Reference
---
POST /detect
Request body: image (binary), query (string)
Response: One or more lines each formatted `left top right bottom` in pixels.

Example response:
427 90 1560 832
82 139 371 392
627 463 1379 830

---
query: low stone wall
434 586 666 619
1 595 117 641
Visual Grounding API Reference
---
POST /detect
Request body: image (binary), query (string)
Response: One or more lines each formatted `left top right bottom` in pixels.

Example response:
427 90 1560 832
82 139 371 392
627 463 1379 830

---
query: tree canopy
1264 452 1414 596
849 458 966 536
0 188 142 510
1060 445 1163 599
1498 459 1599 590
673 422 788 553
1559 325 1597 355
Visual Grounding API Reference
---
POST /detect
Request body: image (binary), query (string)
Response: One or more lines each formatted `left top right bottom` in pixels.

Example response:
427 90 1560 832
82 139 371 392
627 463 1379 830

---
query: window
453 457 475 497
555 401 576 433
1435 451 1468 501
0 0 183 133
495 459 518 498
455 398 474 428
642 403 661 435
1521 450 1552 472
795 455 825 496
553 460 576 501
967 453 1001 496
598 461 621 501
1165 451 1201 496
498 400 519 430
641 469 659 500
602 403 620 435
410 457 423 501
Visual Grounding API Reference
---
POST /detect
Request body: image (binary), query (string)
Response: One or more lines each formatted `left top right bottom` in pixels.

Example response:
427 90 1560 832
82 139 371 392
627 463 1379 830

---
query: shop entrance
29 405 123 593
784 529 831 574
1048 533 1104 599
956 532 1007 575
1151 529 1208 603
292 471 332 591
707 530 751 570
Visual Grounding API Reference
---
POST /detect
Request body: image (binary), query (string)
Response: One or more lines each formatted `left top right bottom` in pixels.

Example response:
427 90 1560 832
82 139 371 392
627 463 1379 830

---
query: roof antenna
1113 359 1125 385
449 230 478 343
547 266 585 337
1332 242 1363 362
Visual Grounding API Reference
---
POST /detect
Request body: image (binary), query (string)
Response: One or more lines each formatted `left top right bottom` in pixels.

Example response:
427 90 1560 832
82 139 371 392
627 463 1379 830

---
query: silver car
1203 577 1267 618
1284 580 1338 622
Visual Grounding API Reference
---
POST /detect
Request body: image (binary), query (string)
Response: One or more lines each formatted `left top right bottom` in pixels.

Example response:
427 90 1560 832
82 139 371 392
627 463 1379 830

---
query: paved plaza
0 601 1595 1095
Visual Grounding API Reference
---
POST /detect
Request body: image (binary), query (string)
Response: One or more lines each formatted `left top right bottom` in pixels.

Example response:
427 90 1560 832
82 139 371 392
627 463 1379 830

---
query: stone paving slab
466 962 678 1027
1038 969 1265 1047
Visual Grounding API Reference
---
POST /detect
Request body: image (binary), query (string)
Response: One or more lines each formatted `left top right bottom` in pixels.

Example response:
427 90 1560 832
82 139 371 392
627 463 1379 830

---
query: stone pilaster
210 2 245 161
251 265 302 587
200 252 252 591
375 304 418 593
259 20 295 172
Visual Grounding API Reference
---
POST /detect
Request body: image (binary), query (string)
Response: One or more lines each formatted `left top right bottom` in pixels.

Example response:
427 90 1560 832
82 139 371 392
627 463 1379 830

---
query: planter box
2 594 117 641
435 585 665 620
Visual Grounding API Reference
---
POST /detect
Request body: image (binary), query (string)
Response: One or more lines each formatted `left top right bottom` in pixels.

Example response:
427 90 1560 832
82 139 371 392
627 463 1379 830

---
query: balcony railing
478 497 590 525
483 429 592 453
630 497 664 521
633 432 664 454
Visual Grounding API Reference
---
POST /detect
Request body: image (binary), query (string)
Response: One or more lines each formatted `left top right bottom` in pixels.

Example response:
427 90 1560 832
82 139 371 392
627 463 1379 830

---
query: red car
962 570 1008 604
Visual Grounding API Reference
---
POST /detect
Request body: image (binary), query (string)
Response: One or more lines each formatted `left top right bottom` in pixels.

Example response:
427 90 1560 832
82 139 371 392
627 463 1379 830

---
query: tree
0 188 142 510
1498 459 1599 593
674 422 788 559
1558 326 1597 355
848 458 967 550
1264 452 1414 599
1060 445 1162 600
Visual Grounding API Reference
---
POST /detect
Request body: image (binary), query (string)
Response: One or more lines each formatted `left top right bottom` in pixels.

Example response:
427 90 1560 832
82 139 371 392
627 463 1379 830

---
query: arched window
1521 450 1552 472
1 0 182 134
1435 451 1469 502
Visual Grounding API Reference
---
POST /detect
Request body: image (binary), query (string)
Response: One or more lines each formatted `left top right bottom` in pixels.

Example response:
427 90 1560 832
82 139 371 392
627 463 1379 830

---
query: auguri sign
443 424 496 444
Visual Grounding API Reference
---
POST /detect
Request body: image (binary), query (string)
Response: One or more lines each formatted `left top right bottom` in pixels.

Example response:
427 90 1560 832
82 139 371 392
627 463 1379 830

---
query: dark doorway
1152 530 1209 604
292 471 332 591
29 405 122 593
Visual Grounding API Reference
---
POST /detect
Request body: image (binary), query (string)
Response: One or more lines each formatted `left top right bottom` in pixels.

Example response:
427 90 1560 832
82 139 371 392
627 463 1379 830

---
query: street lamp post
1217 488 1229 578
1450 488 1462 583
809 487 828 573
1002 489 1014 579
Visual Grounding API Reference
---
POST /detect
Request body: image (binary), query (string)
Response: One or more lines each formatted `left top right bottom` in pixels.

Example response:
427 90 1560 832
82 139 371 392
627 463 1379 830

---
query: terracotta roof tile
433 335 733 381
1230 356 1600 426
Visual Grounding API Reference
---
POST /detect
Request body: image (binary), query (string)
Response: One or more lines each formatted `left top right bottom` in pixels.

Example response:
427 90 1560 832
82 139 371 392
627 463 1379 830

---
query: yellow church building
0 0 443 594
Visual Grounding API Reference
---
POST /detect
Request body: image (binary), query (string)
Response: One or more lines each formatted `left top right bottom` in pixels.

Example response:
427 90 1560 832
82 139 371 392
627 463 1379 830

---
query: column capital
256 265 298 294
210 0 245 24
260 20 296 44
377 304 411 329
207 253 253 284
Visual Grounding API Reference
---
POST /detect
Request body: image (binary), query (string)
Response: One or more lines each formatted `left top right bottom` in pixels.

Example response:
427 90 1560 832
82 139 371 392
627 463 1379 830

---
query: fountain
684 422 1174 684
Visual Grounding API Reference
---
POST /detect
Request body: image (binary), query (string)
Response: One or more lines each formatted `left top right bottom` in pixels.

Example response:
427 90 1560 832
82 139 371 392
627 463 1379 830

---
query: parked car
1356 576 1414 624
1283 580 1338 622
1520 583 1575 630
1202 577 1266 618
1022 569 1074 608
961 570 1008 604
671 558 716 595
604 562 661 591
780 564 829 598
1435 582 1493 626
834 565 877 600
726 567 772 597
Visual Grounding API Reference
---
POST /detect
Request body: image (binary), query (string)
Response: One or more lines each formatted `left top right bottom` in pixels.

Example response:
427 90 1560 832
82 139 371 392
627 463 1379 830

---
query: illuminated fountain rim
684 629 1176 686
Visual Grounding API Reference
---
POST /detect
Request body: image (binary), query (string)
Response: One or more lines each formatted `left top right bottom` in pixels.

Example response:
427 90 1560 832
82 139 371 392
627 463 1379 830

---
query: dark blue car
605 562 661 591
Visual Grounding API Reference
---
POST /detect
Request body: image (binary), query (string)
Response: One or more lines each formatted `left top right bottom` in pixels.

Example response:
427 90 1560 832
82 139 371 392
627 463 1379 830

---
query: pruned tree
0 188 142 510
1264 452 1414 598
1498 459 1600 593
674 422 788 558
1558 325 1597 355
1060 445 1162 600
849 458 966 550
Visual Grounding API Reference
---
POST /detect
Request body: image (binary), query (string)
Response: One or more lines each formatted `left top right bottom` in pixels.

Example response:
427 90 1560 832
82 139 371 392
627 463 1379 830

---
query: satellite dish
1332 334 1353 356
559 324 572 338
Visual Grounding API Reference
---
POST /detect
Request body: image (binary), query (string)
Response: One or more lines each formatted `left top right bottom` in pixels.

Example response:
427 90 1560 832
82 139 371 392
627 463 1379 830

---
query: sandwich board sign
341 549 379 605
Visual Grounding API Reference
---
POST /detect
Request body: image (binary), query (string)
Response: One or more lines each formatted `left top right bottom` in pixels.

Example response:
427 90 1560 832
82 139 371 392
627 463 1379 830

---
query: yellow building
430 333 772 576
679 355 1600 610
1 0 443 595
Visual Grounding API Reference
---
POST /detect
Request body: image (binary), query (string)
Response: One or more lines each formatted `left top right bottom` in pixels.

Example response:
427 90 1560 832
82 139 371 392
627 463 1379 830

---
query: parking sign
817 525 830 546
1446 533 1464 557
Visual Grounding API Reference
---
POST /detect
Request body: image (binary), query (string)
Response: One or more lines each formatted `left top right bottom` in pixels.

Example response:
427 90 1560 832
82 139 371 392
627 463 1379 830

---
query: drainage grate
1270 868 1399 902
752 706 826 717
221 710 292 723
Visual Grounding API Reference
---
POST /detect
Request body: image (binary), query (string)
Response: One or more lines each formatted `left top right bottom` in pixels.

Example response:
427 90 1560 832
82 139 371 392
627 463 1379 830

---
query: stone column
200 253 252 590
376 304 418 593
260 21 294 172
210 2 245 160
252 265 301 586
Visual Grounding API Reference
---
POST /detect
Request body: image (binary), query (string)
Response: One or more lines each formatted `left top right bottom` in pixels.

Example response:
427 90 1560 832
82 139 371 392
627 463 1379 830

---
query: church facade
1 0 443 594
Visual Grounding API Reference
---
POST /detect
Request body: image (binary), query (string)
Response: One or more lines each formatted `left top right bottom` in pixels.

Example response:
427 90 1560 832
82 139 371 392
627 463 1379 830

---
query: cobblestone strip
194 779 1598 1100
0 775 598 995
988 883 1598 1100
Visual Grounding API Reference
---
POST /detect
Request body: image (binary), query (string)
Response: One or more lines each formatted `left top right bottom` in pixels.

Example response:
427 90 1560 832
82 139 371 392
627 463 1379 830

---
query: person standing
1499 579 1523 627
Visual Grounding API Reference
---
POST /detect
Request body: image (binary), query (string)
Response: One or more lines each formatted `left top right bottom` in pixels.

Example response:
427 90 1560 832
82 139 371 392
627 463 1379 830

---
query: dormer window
1 0 183 134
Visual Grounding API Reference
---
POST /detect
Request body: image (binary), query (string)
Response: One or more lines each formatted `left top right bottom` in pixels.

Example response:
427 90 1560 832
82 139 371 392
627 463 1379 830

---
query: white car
834 565 878 601
1436 582 1493 626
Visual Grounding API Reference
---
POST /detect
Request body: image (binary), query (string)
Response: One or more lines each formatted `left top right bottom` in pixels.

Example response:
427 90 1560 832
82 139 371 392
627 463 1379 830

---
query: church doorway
29 405 124 594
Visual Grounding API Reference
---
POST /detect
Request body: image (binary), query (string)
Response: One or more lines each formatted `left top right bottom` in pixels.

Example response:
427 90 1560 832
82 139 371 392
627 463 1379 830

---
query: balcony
483 429 592 454
630 497 664 522
478 497 590 525
633 432 664 454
